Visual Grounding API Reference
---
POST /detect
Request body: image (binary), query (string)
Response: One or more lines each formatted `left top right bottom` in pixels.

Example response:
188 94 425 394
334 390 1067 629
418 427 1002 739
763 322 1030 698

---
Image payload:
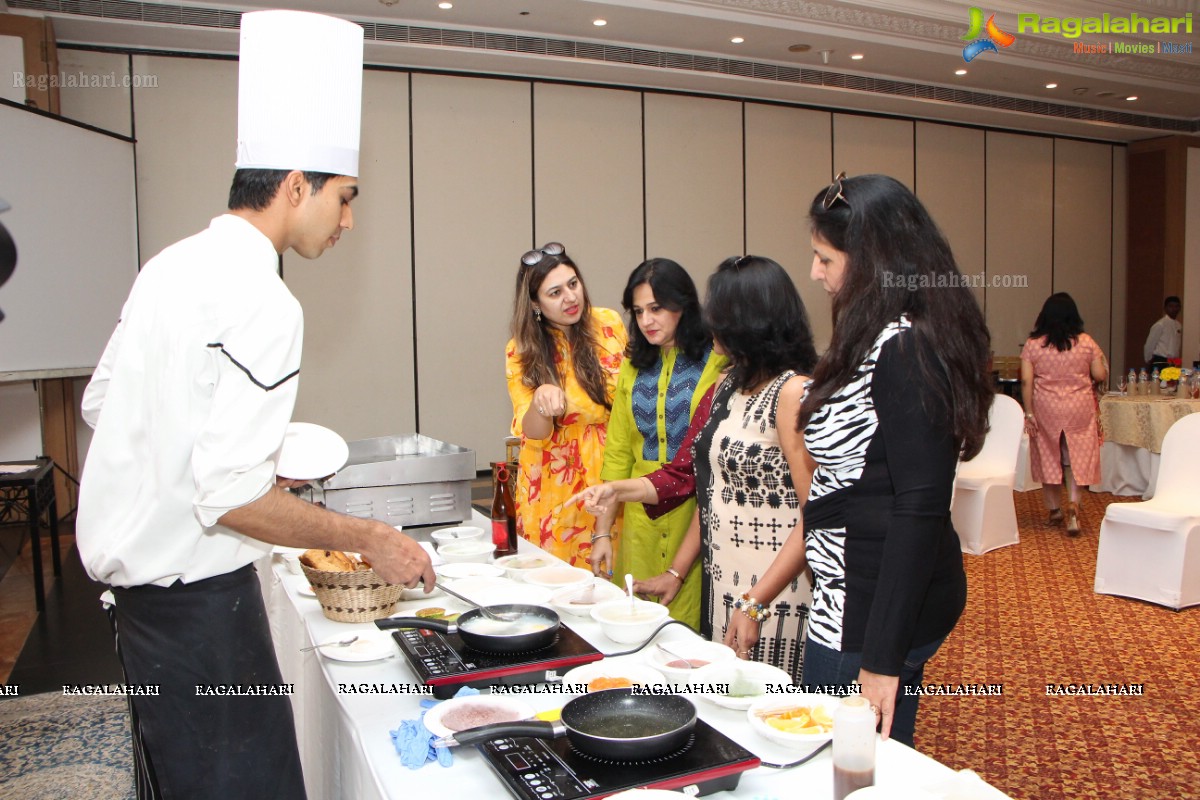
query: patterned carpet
0 692 134 799
916 489 1200 799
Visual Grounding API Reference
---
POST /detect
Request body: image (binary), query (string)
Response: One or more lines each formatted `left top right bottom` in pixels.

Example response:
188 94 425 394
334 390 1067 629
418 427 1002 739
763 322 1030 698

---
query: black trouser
109 565 307 800
1148 354 1171 370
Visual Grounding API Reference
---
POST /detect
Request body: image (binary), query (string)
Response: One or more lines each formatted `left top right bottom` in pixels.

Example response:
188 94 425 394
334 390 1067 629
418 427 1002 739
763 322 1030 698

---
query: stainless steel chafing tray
317 434 475 527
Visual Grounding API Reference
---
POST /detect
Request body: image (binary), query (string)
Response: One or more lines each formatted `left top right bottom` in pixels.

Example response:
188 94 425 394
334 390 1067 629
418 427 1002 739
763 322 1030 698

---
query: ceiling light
955 69 967 76
1125 95 1138 101
850 53 864 60
593 19 607 26
787 44 812 53
730 37 744 44
1045 83 1057 89
437 1 452 8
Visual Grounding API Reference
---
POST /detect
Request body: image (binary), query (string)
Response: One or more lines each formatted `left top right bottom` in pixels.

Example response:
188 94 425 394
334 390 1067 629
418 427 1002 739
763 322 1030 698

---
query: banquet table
259 512 1010 800
1094 394 1200 499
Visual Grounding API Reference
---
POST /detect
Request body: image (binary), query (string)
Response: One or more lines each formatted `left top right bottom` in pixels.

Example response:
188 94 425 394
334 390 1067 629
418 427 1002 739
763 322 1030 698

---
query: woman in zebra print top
731 174 993 747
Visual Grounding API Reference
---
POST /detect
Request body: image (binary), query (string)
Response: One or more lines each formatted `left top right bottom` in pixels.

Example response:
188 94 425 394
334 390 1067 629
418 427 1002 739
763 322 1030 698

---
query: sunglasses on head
521 242 565 267
822 171 848 210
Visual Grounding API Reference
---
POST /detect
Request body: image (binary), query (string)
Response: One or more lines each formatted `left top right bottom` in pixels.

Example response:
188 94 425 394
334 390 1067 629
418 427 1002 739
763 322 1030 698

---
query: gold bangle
665 568 684 583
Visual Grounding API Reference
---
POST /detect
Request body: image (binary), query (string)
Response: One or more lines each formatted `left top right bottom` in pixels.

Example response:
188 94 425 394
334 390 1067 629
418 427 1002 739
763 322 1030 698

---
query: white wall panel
1054 139 1114 362
412 74 532 467
832 114 914 189
644 93 743 285
533 83 642 316
58 49 132 137
986 132 1053 356
744 102 833 353
916 123 985 309
287 70 415 440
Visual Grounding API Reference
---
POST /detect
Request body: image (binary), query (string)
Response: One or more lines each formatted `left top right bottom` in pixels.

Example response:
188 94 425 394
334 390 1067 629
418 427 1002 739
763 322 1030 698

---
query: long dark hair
704 256 818 393
1029 292 1084 352
509 248 611 409
622 258 710 370
800 174 992 460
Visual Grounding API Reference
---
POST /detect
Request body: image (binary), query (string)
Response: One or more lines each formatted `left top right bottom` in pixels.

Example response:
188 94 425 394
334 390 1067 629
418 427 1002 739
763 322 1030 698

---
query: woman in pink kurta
1020 293 1109 536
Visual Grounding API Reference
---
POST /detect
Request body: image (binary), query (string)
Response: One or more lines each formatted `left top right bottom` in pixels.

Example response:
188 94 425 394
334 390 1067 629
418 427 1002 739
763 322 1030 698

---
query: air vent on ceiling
10 0 1195 134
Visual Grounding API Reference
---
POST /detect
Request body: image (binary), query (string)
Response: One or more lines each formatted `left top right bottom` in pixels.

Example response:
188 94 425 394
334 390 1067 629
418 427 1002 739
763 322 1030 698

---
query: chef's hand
590 534 614 577
723 611 760 660
857 668 899 741
532 385 567 419
634 573 681 606
359 523 435 590
569 483 618 516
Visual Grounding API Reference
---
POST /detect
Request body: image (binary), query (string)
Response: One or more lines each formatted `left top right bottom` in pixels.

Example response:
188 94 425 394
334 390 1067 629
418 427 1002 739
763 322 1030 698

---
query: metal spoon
656 641 697 670
435 581 523 622
300 635 359 652
625 573 636 612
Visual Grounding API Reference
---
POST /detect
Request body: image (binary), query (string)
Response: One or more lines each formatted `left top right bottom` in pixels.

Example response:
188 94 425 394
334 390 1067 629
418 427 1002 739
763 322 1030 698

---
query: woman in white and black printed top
729 174 992 748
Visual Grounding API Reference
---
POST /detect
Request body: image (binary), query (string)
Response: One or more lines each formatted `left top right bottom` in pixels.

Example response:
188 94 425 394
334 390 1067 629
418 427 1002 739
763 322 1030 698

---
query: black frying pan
435 688 697 760
375 603 560 654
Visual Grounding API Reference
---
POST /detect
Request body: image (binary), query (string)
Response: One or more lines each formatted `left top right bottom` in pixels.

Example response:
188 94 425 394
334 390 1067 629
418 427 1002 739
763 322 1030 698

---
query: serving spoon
435 581 523 622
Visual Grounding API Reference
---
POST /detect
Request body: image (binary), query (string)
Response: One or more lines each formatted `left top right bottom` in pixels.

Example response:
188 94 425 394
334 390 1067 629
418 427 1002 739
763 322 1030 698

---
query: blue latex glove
390 687 481 769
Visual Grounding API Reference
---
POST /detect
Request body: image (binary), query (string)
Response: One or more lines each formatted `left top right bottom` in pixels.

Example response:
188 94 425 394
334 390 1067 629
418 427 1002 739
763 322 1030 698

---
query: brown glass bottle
491 461 519 557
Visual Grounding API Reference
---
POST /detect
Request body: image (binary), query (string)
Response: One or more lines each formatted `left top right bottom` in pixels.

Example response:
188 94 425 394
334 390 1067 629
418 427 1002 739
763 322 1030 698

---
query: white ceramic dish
549 580 626 618
440 576 553 608
690 660 794 710
435 562 505 580
277 422 349 481
590 598 671 644
494 553 556 581
436 540 495 564
524 564 593 590
295 582 316 598
561 660 667 692
746 691 840 749
430 526 486 545
422 696 535 739
399 583 444 602
315 631 396 663
644 638 737 681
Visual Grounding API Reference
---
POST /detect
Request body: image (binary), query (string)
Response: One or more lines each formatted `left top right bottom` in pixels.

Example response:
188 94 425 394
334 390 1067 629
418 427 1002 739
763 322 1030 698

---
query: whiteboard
0 101 137 374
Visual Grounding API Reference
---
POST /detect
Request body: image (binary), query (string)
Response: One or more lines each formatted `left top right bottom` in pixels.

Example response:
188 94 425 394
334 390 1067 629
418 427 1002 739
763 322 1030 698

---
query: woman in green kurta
591 259 726 629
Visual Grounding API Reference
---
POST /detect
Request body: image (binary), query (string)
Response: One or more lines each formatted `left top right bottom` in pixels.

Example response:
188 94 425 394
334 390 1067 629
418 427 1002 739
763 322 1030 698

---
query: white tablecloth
259 512 1010 800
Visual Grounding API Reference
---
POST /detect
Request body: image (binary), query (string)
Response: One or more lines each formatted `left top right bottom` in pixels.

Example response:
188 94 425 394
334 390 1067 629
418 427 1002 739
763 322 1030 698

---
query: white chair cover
952 394 1024 555
1094 413 1200 609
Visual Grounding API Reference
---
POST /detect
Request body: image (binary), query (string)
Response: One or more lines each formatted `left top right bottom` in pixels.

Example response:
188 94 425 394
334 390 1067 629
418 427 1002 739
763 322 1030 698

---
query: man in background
1143 295 1182 370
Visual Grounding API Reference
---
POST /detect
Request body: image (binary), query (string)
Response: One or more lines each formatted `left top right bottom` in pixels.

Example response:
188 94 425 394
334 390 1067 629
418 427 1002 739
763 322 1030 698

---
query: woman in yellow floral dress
506 243 627 567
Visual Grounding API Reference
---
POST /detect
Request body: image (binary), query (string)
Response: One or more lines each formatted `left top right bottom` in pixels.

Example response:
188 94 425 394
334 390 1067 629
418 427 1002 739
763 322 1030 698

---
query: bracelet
590 533 612 543
1025 413 1035 420
733 593 773 623
665 568 684 584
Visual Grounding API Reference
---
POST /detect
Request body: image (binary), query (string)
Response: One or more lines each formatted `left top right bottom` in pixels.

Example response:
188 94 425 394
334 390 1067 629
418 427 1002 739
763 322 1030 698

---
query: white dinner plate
277 422 350 480
315 631 396 662
422 696 535 738
560 659 666 692
691 659 794 710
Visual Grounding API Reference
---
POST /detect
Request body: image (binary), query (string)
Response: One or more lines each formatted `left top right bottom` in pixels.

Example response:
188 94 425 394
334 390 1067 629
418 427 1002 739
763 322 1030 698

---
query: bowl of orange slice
746 692 840 749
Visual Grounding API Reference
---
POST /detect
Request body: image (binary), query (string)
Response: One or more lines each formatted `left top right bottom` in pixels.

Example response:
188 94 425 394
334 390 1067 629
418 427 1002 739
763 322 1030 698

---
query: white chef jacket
1143 314 1182 362
77 214 302 588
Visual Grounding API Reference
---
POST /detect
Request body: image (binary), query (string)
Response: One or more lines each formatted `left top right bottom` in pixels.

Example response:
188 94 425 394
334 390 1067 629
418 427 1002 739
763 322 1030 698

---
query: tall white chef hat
236 10 364 177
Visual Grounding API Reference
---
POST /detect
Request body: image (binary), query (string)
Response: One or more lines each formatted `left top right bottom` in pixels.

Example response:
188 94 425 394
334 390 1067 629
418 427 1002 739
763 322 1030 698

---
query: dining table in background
1094 393 1200 499
257 510 1011 800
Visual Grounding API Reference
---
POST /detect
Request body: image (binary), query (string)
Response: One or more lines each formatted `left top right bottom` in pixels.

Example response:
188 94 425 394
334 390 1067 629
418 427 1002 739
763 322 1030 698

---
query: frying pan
434 688 697 760
375 603 560 654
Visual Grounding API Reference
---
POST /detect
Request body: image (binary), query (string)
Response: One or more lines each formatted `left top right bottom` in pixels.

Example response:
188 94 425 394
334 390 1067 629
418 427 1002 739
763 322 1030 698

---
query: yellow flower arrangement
1160 367 1181 382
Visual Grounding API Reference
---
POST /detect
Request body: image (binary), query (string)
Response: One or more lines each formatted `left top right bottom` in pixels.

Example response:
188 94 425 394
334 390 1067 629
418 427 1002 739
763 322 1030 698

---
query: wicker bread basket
300 563 404 623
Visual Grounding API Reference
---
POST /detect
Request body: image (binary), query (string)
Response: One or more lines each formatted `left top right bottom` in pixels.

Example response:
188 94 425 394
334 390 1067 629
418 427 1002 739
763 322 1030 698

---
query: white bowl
590 599 671 644
524 565 593 591
431 526 486 546
494 553 556 581
690 660 794 709
644 638 737 681
561 659 667 693
436 540 495 564
441 576 553 608
549 580 626 618
435 562 505 580
746 691 840 750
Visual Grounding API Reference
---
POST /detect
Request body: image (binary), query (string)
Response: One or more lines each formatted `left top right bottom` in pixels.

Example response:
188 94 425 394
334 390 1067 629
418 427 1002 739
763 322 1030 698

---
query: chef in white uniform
76 11 434 799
